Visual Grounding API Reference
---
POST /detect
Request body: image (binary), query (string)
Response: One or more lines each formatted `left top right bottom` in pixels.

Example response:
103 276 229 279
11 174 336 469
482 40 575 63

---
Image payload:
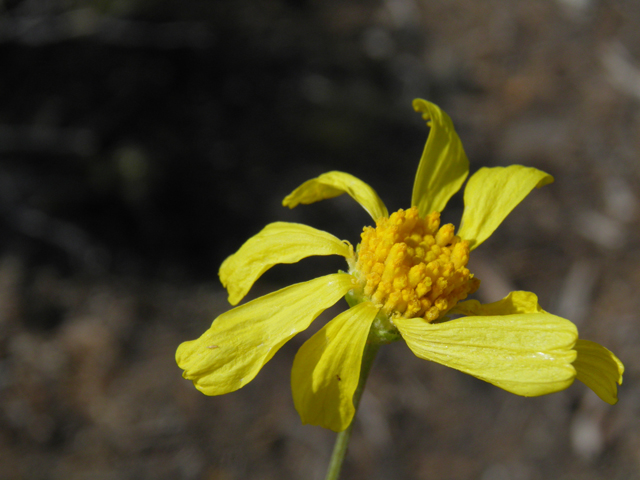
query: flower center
351 206 480 322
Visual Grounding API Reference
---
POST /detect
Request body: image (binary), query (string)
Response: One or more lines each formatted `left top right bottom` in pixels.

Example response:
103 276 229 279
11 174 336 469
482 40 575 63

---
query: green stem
323 341 381 480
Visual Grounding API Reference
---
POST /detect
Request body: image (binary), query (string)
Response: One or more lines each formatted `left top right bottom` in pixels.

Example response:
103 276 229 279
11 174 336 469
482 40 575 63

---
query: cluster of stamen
352 206 480 322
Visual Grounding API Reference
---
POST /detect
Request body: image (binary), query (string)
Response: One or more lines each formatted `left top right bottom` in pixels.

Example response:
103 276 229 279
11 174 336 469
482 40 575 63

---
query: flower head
176 99 623 432
351 206 479 322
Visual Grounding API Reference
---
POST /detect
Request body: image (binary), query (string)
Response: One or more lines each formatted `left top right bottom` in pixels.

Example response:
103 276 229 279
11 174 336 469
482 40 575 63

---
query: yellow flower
176 99 623 433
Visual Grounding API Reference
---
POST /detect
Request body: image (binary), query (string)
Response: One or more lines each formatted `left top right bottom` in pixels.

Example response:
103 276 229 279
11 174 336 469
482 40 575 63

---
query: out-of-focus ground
1 1 639 479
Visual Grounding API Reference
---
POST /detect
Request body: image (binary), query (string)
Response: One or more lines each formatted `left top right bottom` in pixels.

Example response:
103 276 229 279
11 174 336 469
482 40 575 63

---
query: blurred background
1 0 639 479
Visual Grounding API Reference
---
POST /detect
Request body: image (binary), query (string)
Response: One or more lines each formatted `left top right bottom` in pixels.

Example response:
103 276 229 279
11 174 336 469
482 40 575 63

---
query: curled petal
574 339 624 405
282 171 388 221
291 301 379 432
411 99 470 216
457 165 554 250
394 313 578 397
220 222 353 305
452 291 546 316
176 273 357 396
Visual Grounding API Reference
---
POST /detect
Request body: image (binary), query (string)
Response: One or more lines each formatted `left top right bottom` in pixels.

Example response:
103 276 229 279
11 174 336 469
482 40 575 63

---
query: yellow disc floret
351 206 480 322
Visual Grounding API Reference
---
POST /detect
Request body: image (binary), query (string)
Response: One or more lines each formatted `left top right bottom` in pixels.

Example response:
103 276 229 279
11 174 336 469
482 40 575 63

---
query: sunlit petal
394 313 577 396
451 291 546 316
220 222 353 305
574 339 624 405
457 165 554 250
411 98 470 216
291 301 379 432
283 171 388 220
176 273 357 396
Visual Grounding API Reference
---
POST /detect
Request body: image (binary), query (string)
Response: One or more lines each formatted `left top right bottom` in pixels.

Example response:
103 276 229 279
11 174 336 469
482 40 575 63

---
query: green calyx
344 289 402 345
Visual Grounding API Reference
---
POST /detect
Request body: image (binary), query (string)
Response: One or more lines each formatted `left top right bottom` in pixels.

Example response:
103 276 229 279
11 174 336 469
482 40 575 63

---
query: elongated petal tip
219 222 353 305
537 174 554 188
412 98 433 116
176 273 356 396
452 290 546 316
283 171 388 220
411 99 469 216
574 339 624 405
458 165 554 250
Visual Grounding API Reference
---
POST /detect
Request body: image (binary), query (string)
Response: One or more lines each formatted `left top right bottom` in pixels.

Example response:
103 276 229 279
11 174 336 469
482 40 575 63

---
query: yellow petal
219 222 353 305
291 301 379 432
574 339 624 405
176 273 356 396
457 165 554 250
452 291 546 316
394 313 577 397
282 171 388 221
411 99 470 216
